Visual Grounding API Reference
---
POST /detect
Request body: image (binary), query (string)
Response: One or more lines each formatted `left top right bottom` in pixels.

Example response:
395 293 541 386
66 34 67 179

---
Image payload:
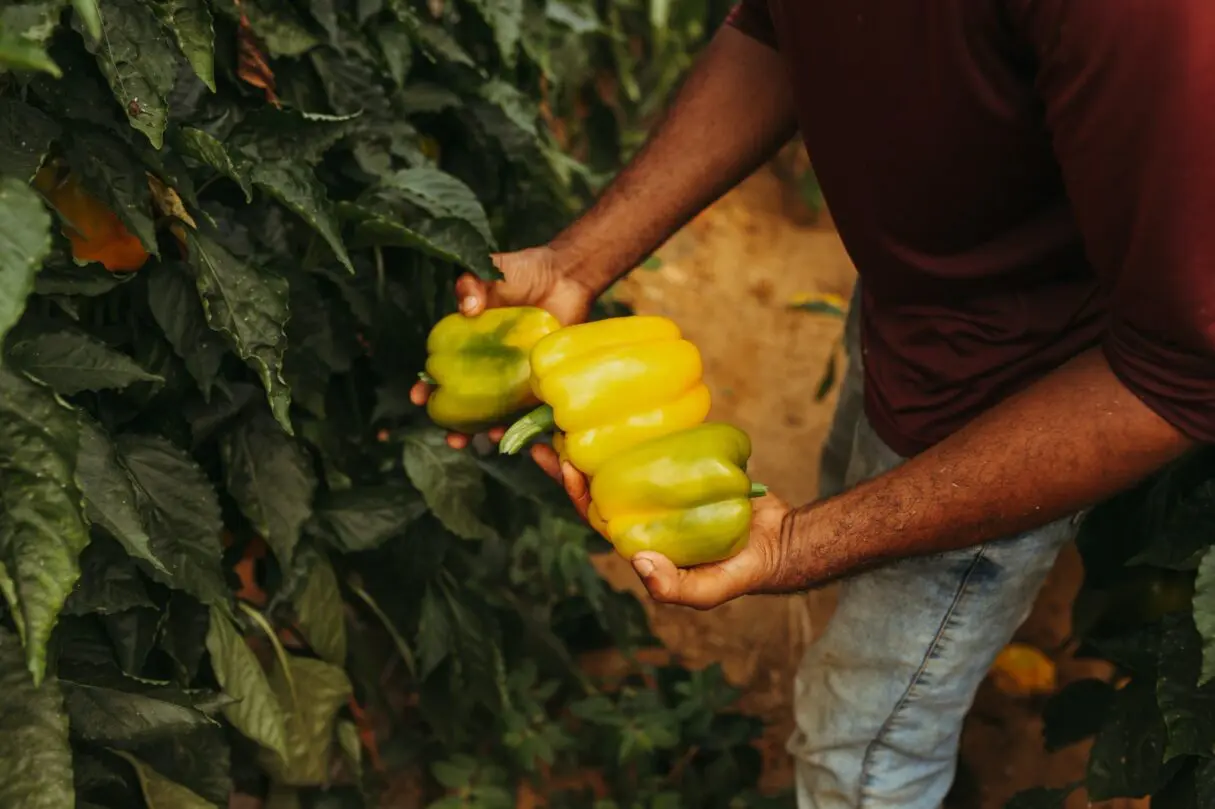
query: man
412 2 1215 806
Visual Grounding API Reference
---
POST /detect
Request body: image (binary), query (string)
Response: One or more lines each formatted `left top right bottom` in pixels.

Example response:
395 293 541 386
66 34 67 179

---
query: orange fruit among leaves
33 164 149 272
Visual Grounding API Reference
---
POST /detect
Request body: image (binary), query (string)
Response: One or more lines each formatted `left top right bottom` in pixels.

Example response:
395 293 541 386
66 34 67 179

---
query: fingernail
460 296 477 313
633 558 654 577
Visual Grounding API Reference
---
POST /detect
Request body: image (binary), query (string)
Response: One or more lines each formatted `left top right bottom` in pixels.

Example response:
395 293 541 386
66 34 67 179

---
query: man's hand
546 450 795 610
409 246 595 449
629 493 792 610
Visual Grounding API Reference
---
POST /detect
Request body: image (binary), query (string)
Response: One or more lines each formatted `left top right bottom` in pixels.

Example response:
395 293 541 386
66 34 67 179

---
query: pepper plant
1010 447 1215 807
0 1 780 807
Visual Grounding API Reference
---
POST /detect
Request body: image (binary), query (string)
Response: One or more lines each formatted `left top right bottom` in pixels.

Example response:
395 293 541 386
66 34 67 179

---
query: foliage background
0 0 782 807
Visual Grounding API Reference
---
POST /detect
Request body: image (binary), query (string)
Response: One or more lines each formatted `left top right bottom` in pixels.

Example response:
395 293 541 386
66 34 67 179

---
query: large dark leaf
148 0 215 91
147 262 229 399
173 128 253 201
182 228 294 434
158 591 211 684
1086 676 1182 800
116 433 228 607
250 160 353 272
82 0 179 147
1157 613 1215 760
8 329 162 394
62 675 216 746
128 724 231 806
466 0 523 65
0 178 53 347
0 366 90 684
0 627 73 809
0 98 60 181
377 167 495 246
342 202 497 279
308 485 426 552
205 607 289 762
402 427 497 541
258 655 353 786
220 408 317 566
103 605 161 675
63 533 154 616
76 417 166 573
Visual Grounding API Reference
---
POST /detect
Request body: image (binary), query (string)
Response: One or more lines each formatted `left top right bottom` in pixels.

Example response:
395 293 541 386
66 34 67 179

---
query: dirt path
588 147 1137 808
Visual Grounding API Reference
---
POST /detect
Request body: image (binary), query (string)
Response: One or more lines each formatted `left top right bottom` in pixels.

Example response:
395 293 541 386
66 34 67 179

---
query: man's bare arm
774 348 1194 590
550 26 797 295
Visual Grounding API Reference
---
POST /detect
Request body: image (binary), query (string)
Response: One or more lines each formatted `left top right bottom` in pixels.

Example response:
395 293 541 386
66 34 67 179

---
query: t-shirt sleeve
725 0 776 47
1021 0 1215 442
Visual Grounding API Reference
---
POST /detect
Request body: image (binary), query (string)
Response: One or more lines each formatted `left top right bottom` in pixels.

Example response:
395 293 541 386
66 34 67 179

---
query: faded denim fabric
790 285 1077 808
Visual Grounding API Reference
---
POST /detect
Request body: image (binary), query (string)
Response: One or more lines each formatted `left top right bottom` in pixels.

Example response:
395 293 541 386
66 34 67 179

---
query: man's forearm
551 26 797 296
775 347 1195 589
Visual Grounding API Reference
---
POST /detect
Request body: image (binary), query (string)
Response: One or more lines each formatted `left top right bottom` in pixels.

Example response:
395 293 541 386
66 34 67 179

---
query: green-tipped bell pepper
422 306 561 433
587 422 768 568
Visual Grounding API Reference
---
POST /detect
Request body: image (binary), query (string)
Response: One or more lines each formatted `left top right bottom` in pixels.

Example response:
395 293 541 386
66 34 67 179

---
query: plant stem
748 482 769 498
498 404 557 455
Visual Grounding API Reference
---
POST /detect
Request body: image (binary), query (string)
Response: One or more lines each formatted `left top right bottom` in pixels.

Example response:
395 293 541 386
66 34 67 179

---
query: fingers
561 461 592 521
408 379 430 406
454 273 490 317
630 550 761 611
530 443 562 482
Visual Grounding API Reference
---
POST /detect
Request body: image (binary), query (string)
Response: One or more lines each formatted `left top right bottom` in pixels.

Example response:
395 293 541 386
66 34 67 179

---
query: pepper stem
748 482 769 498
498 404 556 455
418 371 437 385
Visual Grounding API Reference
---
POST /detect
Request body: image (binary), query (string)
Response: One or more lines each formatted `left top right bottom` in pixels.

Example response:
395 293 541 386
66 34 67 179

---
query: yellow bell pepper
497 315 711 477
421 306 561 433
587 423 767 567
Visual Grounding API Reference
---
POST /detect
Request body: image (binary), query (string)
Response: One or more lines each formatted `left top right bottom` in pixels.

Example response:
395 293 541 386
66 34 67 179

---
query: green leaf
250 160 354 273
104 605 160 675
1196 547 1215 686
259 656 353 786
34 252 134 296
307 486 426 552
0 366 89 683
0 628 73 809
146 262 228 398
220 408 317 566
0 28 61 77
72 0 102 39
1086 676 1181 800
373 21 413 87
83 0 179 148
416 585 452 679
293 553 346 666
345 206 497 279
75 417 166 573
116 750 221 809
173 128 252 201
0 98 60 181
148 0 215 90
64 129 158 256
63 533 153 615
379 167 495 246
62 676 215 745
467 0 523 64
0 178 52 347
182 227 293 434
402 428 497 541
116 433 228 607
390 2 473 66
1157 613 1215 760
205 607 290 761
8 330 162 394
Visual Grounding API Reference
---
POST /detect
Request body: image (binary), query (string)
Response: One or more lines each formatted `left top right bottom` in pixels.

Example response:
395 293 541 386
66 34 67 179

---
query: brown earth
587 144 1144 809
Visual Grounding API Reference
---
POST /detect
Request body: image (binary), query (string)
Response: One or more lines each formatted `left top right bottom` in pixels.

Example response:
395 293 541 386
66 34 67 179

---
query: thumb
631 552 747 611
454 273 491 316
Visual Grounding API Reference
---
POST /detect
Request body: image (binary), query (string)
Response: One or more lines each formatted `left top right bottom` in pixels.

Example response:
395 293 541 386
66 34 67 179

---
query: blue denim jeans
791 287 1078 808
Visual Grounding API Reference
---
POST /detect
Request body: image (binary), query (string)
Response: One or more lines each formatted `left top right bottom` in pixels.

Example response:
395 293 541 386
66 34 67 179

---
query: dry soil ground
588 146 1144 809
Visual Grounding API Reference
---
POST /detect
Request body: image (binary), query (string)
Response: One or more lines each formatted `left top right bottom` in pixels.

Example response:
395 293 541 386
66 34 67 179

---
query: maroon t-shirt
729 0 1215 457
